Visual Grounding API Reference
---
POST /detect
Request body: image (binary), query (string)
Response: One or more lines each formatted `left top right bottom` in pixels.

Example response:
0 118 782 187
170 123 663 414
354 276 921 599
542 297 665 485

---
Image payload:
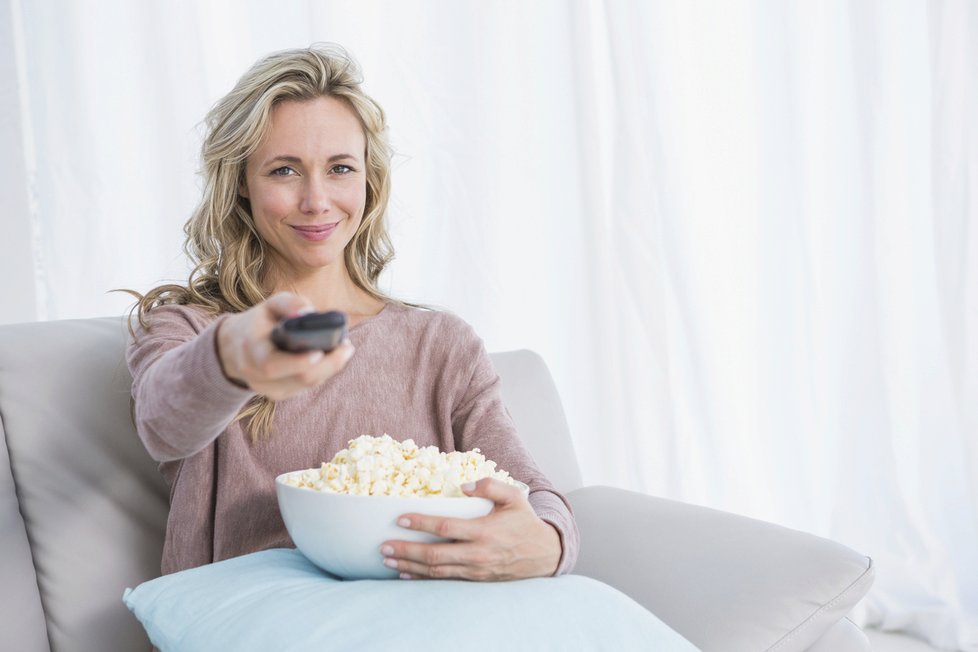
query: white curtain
3 0 976 648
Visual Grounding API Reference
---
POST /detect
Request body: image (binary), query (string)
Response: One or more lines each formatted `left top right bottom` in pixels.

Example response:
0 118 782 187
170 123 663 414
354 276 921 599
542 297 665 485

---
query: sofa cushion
0 415 50 650
123 547 697 652
0 318 169 652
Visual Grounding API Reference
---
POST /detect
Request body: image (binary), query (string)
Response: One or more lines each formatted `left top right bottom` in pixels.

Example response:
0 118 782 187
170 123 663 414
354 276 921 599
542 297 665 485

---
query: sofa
0 316 875 651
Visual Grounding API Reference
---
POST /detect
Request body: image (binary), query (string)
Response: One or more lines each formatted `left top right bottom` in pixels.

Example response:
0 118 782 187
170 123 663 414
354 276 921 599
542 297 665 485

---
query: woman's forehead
256 96 365 162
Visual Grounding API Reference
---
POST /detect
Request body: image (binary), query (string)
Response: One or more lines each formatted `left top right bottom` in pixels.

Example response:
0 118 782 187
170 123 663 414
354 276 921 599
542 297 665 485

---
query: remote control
271 311 348 353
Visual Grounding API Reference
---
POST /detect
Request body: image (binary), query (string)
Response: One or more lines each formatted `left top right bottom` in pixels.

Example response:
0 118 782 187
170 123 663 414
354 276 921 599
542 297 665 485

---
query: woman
126 44 578 581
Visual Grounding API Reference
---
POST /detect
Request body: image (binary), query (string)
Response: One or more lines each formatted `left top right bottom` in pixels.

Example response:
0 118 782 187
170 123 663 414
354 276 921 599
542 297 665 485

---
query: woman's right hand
216 292 355 401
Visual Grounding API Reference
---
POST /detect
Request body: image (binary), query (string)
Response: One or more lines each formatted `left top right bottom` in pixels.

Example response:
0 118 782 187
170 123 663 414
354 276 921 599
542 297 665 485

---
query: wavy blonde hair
126 44 394 440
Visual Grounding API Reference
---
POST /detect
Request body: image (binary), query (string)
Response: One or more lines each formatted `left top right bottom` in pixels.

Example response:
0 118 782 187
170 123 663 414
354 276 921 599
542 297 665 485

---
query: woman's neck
264 262 385 320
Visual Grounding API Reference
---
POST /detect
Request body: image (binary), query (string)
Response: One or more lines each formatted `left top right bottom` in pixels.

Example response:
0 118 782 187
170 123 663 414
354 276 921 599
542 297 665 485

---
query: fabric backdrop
2 0 975 648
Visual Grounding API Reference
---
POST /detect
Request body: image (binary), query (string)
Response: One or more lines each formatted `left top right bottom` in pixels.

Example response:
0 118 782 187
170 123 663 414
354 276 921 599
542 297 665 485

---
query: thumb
264 292 316 320
462 477 524 507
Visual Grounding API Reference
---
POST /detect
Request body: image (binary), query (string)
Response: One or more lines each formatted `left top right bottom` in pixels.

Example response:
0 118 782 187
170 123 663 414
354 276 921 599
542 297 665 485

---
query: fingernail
307 350 324 364
384 558 398 569
462 482 476 492
380 545 394 556
297 305 316 315
400 573 412 580
397 517 411 528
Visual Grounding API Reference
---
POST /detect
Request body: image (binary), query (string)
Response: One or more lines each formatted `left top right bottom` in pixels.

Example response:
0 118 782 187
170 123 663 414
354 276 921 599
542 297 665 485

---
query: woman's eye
331 164 353 174
270 166 296 176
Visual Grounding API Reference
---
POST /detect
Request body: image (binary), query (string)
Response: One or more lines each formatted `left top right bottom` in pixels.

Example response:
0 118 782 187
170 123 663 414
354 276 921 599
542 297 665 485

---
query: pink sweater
127 301 579 576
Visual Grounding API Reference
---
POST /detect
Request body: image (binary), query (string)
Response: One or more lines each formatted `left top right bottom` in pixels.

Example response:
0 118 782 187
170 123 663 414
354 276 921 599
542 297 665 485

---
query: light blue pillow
123 548 698 651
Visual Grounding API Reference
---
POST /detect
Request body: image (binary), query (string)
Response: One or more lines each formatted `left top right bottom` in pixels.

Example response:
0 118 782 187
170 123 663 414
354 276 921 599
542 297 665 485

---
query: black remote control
271 311 348 353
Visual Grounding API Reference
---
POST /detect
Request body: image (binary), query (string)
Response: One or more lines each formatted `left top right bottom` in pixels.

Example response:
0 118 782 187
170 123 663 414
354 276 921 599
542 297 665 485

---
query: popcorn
284 434 520 497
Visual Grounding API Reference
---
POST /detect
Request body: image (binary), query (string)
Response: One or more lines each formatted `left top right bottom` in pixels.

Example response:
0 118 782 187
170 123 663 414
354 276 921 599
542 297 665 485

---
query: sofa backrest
0 316 582 652
491 349 584 493
0 318 168 652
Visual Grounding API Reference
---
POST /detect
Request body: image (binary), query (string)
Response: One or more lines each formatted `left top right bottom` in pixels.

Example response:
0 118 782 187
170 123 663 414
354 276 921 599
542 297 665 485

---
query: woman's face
241 96 367 284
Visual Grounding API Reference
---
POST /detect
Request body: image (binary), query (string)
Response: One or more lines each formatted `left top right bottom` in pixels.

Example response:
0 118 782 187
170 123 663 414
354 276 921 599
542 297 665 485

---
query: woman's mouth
290 223 339 242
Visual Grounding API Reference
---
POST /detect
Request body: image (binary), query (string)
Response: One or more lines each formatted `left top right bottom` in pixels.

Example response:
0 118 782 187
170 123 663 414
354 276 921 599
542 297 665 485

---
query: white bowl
275 471 528 580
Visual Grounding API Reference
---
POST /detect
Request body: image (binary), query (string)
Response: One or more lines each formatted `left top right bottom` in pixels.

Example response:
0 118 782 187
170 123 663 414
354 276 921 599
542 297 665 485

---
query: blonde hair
126 44 394 440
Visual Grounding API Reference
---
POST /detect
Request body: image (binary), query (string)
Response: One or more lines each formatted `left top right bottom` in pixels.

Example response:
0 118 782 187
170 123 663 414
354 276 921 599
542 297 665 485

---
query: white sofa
0 317 875 651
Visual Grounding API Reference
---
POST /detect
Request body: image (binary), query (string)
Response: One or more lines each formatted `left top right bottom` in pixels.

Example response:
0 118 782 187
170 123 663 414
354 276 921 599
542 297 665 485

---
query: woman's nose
299 176 332 215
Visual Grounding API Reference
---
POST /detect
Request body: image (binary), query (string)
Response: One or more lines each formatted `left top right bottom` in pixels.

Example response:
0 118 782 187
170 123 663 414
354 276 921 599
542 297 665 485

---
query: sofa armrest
0 419 50 650
566 486 874 652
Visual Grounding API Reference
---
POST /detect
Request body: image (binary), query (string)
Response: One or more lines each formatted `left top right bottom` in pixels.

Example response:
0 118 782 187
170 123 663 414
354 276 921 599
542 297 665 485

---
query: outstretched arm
128 293 353 461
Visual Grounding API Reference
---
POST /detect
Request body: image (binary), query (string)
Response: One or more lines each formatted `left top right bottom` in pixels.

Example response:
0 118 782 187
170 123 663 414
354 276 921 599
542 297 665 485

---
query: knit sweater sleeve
126 304 255 462
445 316 580 576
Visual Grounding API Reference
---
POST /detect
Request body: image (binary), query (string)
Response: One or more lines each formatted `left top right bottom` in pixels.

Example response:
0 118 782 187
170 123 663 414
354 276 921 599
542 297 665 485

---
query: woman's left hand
379 478 562 581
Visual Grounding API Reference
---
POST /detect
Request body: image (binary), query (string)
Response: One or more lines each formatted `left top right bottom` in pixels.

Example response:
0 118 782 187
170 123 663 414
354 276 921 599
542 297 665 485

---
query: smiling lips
290 223 339 242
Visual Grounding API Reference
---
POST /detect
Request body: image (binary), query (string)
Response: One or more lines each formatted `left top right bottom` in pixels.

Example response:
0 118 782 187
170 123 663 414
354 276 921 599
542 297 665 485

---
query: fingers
264 292 316 320
388 558 498 581
394 513 481 542
216 292 355 399
242 338 353 383
461 477 526 508
248 341 354 399
379 541 503 582
379 514 484 580
380 489 560 581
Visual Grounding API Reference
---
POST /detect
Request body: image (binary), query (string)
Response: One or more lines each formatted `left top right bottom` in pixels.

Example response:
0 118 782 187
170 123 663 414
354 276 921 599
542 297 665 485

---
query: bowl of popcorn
276 434 528 580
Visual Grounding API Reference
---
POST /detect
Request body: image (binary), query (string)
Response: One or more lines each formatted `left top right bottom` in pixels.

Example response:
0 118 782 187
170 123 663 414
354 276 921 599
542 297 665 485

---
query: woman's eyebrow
264 153 360 166
266 155 303 166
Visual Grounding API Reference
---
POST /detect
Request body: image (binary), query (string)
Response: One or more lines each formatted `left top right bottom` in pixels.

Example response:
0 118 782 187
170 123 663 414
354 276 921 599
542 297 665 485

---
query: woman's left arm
381 477 563 580
380 319 579 580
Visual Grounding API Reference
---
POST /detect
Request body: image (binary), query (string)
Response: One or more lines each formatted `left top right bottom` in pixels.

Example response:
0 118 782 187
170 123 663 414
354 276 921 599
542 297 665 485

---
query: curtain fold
1 0 974 647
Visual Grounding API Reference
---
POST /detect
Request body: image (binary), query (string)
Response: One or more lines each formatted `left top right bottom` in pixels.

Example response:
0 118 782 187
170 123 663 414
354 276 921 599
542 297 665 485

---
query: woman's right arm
127 293 354 462
127 305 256 462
